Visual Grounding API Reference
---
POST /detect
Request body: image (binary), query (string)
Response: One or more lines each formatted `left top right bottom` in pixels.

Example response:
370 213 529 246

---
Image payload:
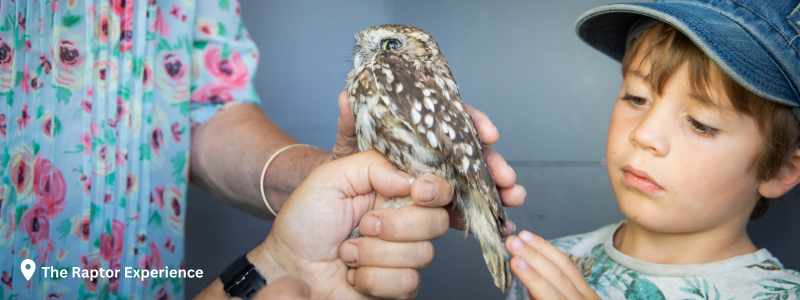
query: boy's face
606 55 766 234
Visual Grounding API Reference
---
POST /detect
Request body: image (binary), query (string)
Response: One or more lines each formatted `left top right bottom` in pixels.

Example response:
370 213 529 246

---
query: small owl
345 24 511 292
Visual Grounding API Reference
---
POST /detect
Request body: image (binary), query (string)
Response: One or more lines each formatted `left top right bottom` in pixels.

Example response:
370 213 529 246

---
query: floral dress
0 0 261 299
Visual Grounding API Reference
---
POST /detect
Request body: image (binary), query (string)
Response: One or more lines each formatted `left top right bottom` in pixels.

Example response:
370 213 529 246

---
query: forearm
190 103 331 218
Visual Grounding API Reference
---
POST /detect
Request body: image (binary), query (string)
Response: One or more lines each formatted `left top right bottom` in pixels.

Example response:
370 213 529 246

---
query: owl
345 24 512 292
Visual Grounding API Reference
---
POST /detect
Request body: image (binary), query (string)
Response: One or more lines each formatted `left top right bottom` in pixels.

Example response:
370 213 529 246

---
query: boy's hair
622 22 800 220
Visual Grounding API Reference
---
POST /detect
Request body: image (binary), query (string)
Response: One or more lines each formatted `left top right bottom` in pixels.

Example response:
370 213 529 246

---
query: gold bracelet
259 144 313 217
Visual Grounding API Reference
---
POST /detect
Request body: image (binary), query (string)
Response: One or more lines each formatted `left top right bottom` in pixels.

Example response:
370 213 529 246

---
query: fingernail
340 241 358 266
417 177 438 203
519 230 534 243
510 237 523 251
505 221 517 234
361 214 382 236
395 170 414 185
513 257 530 270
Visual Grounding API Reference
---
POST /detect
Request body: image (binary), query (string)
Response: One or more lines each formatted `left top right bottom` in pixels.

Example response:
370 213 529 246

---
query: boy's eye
687 116 719 137
621 94 647 106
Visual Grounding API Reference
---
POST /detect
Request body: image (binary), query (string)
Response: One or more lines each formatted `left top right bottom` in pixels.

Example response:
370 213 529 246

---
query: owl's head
352 24 441 69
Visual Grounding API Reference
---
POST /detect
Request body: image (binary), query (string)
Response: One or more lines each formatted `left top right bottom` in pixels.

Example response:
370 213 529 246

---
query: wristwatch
220 254 267 299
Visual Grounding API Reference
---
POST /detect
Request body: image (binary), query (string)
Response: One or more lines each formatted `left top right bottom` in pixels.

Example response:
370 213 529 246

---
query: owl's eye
381 38 402 51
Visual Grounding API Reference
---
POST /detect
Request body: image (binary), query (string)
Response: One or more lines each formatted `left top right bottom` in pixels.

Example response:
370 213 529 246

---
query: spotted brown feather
346 24 511 292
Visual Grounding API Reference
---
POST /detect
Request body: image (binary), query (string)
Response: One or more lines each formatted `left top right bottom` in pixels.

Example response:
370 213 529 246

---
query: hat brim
575 2 798 107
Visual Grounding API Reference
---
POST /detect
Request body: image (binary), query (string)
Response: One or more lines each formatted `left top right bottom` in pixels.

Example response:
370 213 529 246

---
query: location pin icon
20 259 35 281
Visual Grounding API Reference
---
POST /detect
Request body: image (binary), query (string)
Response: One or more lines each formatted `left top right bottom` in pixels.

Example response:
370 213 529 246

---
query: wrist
262 145 329 190
260 144 328 215
218 246 277 299
247 237 302 284
303 147 334 174
317 149 336 166
263 147 331 183
246 241 289 285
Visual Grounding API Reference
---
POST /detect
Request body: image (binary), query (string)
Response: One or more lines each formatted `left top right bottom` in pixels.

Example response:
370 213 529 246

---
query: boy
507 1 800 299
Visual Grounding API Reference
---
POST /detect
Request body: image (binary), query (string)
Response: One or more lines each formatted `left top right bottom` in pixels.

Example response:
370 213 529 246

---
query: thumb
330 150 414 236
332 151 413 198
321 151 412 222
337 90 354 130
333 90 357 159
253 276 311 300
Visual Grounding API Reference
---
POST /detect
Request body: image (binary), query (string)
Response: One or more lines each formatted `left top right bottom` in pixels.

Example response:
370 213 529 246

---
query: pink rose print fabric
0 0 261 299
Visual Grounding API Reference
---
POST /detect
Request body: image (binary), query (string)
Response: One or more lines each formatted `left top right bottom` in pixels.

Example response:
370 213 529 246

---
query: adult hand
248 151 453 299
331 91 526 230
252 276 311 300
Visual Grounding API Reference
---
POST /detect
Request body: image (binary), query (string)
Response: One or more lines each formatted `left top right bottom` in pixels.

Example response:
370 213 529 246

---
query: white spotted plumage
346 24 512 293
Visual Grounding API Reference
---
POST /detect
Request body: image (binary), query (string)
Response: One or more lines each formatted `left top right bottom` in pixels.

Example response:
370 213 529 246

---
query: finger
411 174 454 208
499 184 526 208
519 231 595 296
334 151 413 199
485 148 516 189
337 90 355 136
347 267 419 300
464 104 499 145
322 152 413 226
366 156 414 198
253 276 311 300
507 236 583 300
510 257 566 300
358 206 449 242
339 238 434 269
333 90 358 159
502 219 517 236
448 204 466 230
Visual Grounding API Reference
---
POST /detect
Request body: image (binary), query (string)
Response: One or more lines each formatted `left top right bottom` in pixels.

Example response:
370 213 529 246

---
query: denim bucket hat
575 0 800 120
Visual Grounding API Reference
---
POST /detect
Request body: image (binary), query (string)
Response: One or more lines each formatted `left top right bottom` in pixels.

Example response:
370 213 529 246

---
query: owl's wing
375 55 478 163
373 53 505 219
351 53 511 291
377 54 511 291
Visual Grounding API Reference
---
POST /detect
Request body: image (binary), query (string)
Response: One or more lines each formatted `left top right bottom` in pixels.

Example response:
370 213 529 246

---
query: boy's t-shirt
507 222 800 300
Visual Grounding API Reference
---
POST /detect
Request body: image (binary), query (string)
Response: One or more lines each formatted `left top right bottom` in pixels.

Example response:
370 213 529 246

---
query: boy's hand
506 231 600 300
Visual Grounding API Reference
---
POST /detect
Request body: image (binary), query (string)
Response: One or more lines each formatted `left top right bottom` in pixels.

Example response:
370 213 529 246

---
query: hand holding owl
248 151 456 299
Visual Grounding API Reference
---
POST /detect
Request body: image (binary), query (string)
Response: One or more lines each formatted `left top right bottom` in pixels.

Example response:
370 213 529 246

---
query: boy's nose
629 110 670 157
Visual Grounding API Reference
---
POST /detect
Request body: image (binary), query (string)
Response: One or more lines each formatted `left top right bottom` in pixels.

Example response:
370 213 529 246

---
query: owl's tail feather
459 184 512 293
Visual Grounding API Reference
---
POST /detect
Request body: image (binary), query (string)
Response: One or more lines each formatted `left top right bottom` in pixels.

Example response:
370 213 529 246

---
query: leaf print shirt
507 222 800 300
0 0 261 299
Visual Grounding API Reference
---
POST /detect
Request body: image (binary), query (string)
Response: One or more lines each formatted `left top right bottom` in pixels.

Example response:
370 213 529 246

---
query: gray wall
185 1 800 299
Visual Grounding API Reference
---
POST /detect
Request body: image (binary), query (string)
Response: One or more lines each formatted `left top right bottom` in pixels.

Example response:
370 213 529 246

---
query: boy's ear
758 148 800 198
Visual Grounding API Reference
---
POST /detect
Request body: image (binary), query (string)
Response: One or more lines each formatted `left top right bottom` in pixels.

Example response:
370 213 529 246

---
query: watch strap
220 254 267 299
